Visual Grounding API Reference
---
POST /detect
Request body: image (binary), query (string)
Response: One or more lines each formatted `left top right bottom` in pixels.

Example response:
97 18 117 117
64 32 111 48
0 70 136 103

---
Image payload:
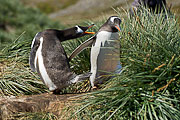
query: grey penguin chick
69 16 121 88
29 25 95 94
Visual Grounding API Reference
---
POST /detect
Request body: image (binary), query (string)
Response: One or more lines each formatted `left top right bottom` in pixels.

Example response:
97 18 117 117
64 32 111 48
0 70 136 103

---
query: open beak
115 25 121 31
84 24 95 34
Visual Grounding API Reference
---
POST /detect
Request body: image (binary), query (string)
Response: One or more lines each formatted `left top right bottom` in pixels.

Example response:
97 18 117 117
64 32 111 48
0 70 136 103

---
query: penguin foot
49 92 54 94
52 89 64 95
91 86 98 90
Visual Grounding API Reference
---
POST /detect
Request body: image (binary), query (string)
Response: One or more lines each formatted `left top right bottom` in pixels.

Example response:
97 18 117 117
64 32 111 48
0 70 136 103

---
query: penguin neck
99 24 118 33
58 28 76 41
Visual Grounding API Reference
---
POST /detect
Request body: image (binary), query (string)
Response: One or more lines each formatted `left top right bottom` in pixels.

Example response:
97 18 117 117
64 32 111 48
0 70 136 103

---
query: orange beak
84 31 95 34
88 24 95 29
84 24 95 34
115 25 121 31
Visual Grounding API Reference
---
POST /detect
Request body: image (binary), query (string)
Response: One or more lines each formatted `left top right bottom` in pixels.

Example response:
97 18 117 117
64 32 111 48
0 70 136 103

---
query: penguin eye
75 25 83 33
114 18 121 25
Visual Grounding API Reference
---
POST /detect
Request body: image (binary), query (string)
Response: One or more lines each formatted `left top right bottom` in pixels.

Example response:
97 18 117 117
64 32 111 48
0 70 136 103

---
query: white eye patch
75 25 83 33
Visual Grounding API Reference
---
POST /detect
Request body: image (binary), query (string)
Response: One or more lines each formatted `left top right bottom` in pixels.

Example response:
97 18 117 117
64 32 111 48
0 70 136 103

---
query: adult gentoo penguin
29 24 95 93
69 16 121 88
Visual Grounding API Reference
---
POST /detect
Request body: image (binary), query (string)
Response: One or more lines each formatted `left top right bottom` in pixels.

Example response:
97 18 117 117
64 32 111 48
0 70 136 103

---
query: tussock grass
0 31 49 96
0 56 48 96
69 8 180 120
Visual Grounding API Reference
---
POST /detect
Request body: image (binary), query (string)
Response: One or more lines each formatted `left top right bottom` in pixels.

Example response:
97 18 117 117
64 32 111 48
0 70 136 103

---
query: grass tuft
0 57 48 96
69 7 180 120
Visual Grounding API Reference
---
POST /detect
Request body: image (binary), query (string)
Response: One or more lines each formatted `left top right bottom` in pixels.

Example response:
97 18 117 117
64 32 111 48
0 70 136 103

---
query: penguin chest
91 31 120 74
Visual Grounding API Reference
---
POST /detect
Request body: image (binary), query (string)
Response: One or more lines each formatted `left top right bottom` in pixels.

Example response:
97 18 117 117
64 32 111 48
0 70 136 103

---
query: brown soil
0 93 83 119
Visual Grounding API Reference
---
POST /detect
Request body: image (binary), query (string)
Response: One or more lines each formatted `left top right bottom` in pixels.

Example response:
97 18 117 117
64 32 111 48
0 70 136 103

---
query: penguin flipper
69 35 96 61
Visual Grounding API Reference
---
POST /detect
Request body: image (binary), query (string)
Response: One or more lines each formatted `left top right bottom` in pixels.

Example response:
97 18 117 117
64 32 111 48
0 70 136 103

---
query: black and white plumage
29 25 95 93
69 16 121 88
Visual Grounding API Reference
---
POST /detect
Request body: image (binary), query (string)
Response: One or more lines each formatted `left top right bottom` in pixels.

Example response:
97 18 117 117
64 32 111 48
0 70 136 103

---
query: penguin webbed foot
52 89 66 95
91 86 98 90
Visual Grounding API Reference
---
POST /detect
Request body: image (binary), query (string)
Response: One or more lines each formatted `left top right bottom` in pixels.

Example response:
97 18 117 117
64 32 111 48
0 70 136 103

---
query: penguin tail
70 72 91 84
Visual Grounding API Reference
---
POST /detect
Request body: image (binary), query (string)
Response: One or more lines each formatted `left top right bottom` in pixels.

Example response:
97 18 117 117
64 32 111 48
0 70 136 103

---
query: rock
0 93 80 120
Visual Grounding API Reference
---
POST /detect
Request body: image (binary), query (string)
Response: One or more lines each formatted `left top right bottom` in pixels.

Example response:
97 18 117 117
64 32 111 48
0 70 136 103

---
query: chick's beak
84 24 95 34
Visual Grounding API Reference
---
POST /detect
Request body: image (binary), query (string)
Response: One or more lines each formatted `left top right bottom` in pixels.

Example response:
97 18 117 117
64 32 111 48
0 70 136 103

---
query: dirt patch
0 93 83 119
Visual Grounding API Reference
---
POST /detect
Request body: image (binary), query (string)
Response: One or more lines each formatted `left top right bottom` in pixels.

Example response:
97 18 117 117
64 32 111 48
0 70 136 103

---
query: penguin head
107 16 121 32
67 24 95 39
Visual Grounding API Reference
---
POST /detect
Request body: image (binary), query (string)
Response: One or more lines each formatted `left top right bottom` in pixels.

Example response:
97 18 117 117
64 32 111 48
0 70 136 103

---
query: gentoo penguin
69 16 121 88
29 24 95 94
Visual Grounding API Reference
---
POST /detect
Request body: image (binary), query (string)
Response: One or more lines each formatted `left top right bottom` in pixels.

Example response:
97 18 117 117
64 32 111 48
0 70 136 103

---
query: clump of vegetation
69 8 180 120
0 58 48 96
